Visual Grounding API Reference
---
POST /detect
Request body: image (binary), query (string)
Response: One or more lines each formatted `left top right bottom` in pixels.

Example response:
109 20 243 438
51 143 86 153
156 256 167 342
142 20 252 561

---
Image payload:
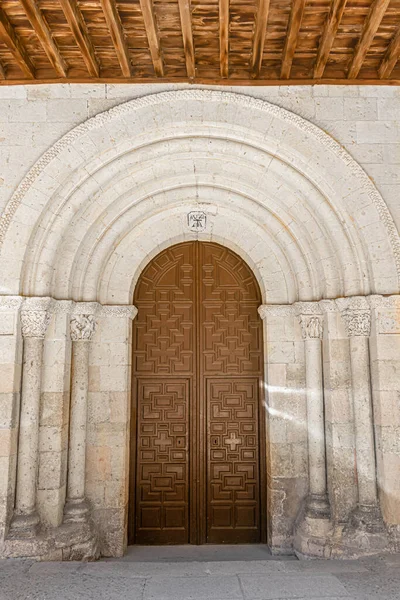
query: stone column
294 303 332 557
10 297 52 537
298 306 330 518
338 297 386 540
64 304 97 523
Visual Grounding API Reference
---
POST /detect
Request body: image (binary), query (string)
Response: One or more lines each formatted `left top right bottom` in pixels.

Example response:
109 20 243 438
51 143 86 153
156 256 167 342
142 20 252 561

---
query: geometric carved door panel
130 241 265 544
135 380 189 544
207 379 260 543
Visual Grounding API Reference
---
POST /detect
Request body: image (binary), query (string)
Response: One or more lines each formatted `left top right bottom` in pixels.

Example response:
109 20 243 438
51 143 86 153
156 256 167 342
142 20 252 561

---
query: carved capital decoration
20 297 53 338
70 314 96 341
337 296 371 337
299 314 324 340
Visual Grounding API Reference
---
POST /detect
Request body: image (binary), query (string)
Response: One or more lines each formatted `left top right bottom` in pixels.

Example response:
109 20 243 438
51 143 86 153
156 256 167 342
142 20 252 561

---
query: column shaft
14 338 44 524
349 335 378 506
64 310 96 522
305 337 327 499
11 297 51 536
67 340 90 503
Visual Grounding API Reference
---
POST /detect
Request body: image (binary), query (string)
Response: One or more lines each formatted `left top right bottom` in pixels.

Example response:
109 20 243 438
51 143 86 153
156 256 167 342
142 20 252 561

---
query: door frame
128 242 268 545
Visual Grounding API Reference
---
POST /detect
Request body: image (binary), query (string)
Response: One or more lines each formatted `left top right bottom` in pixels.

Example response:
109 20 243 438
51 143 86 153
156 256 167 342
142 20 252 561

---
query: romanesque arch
0 91 399 560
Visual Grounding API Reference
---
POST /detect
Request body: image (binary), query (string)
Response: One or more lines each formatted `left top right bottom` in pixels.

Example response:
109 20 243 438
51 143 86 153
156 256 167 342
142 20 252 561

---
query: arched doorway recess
129 241 266 545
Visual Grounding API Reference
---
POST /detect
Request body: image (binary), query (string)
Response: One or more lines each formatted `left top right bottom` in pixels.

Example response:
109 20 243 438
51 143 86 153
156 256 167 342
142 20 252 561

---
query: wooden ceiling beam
219 0 229 78
379 24 400 79
140 0 164 77
0 5 35 78
348 0 391 79
251 0 270 78
314 0 347 79
100 0 132 77
178 0 195 79
59 0 99 78
20 0 66 77
281 0 306 79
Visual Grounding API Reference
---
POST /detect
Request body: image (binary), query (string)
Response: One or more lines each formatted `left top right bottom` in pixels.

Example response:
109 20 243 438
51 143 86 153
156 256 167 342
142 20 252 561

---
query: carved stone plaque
187 211 207 232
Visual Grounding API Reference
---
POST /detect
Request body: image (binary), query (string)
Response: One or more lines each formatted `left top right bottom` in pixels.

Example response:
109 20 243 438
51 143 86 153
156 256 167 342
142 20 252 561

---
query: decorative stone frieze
98 305 138 319
258 304 295 319
0 296 24 311
337 296 371 337
369 294 400 335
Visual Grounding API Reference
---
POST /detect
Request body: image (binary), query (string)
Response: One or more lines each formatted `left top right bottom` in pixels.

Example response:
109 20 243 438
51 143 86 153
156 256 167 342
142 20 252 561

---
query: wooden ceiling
0 0 400 85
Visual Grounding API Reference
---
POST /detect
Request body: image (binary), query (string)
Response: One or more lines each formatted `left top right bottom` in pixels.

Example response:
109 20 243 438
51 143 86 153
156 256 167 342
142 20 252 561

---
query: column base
55 519 99 560
293 495 333 559
9 511 40 539
331 504 389 558
63 498 90 524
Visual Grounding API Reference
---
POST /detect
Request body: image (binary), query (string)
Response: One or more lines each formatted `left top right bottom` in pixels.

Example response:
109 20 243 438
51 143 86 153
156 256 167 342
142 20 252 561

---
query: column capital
20 297 53 338
258 304 295 319
70 314 96 341
294 302 324 340
337 296 371 337
299 314 324 340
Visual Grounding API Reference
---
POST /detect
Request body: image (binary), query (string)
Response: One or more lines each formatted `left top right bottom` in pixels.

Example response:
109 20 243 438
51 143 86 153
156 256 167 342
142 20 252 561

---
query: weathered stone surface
0 87 399 560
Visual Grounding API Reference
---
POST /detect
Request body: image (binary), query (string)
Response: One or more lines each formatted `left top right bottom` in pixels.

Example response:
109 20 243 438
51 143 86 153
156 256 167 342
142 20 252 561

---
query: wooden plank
314 0 348 79
379 25 400 79
20 0 66 77
2 76 400 87
0 5 35 78
139 0 163 77
178 0 195 79
59 0 99 78
251 0 271 78
219 0 229 78
0 60 5 79
100 0 132 77
348 0 391 79
281 0 306 79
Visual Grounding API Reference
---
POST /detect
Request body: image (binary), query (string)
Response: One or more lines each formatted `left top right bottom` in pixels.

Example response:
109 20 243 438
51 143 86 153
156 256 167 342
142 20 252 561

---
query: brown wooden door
129 242 265 545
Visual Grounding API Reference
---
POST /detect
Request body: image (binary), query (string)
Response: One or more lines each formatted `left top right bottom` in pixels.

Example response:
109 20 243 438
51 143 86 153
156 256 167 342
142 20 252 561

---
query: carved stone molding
73 302 100 317
52 300 74 314
369 294 400 310
299 314 324 340
337 297 371 337
70 314 96 342
98 305 138 319
295 301 323 316
319 299 339 313
0 296 24 311
20 297 53 338
258 304 296 319
0 90 398 285
369 296 400 335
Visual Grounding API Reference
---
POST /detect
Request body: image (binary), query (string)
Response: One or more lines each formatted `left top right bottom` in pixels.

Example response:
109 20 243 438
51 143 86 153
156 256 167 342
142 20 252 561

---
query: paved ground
0 546 399 600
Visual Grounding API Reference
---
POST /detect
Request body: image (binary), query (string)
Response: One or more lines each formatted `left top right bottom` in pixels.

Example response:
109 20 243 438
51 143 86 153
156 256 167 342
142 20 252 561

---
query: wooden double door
129 242 266 545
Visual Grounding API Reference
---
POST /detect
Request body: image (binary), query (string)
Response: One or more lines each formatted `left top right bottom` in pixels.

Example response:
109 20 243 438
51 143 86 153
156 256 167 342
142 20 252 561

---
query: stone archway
0 91 399 560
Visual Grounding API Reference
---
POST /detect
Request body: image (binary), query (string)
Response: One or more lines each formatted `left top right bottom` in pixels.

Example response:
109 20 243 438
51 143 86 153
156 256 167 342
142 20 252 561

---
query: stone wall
0 86 399 559
1 84 400 234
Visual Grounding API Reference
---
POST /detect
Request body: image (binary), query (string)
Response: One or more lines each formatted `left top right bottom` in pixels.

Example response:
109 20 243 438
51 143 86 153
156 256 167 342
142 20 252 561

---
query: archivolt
0 90 398 303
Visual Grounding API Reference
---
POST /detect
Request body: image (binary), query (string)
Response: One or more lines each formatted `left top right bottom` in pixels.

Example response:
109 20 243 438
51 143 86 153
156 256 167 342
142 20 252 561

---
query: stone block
0 393 19 428
88 392 111 424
